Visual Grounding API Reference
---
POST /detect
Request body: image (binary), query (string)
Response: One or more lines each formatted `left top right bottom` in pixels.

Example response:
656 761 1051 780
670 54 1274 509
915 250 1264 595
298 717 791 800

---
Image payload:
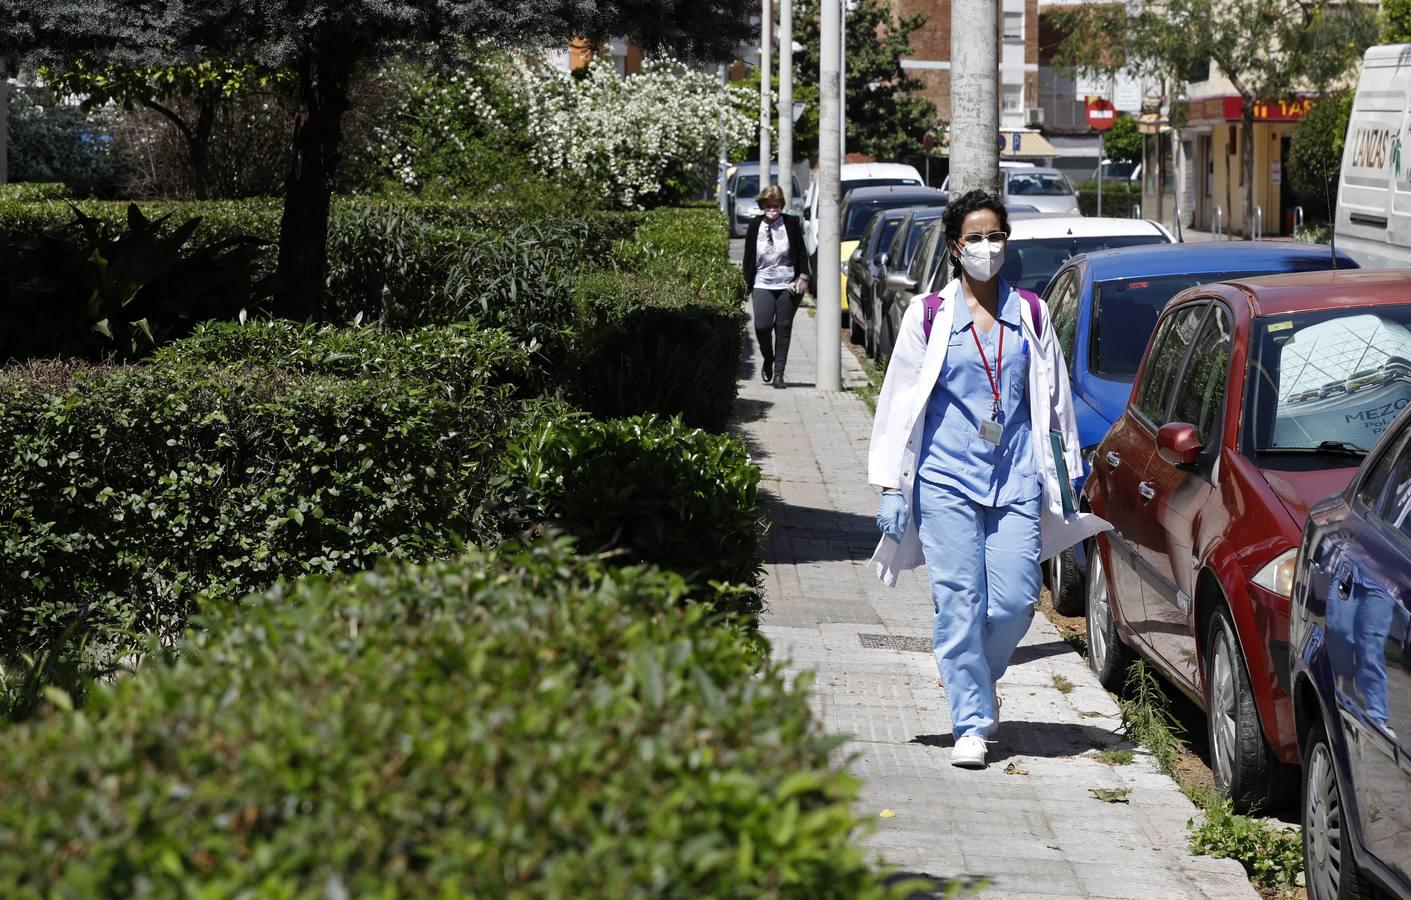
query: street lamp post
816 0 842 391
949 0 998 196
778 0 794 205
759 0 773 185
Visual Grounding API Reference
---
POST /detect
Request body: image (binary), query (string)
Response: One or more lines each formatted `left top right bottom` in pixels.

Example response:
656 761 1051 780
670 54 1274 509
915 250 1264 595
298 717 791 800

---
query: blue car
1042 241 1358 612
1291 406 1411 900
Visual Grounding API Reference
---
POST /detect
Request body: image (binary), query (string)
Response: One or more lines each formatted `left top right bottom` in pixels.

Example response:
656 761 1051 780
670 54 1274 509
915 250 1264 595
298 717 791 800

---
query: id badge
979 419 1002 445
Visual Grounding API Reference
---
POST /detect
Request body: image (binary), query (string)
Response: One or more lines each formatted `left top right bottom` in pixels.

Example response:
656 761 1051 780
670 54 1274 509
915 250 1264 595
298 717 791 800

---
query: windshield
735 174 800 201
1001 235 1168 295
844 201 935 240
1093 272 1274 378
1007 172 1073 196
1245 305 1411 455
842 178 921 197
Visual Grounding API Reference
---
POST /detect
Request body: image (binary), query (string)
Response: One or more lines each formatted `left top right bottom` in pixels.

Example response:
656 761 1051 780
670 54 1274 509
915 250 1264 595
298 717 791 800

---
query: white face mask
958 240 1006 282
762 207 782 222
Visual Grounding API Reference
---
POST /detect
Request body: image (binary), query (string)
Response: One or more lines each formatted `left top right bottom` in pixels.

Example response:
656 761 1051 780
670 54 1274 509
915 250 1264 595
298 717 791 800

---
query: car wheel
878 316 894 366
1205 605 1278 811
1085 545 1129 691
849 308 866 345
1303 719 1379 900
1048 543 1085 616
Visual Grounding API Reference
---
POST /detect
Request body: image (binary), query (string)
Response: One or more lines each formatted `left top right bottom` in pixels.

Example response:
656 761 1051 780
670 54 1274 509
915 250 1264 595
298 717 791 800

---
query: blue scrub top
917 283 1040 507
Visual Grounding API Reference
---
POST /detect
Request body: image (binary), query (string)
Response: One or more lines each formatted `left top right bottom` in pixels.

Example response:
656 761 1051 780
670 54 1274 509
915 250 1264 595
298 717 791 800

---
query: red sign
1086 97 1117 131
1186 95 1313 126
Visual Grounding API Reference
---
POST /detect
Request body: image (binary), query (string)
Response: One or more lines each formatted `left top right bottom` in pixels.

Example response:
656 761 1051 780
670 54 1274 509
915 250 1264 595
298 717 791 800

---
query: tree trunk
1242 99 1255 241
274 48 354 320
190 98 216 201
1155 131 1165 225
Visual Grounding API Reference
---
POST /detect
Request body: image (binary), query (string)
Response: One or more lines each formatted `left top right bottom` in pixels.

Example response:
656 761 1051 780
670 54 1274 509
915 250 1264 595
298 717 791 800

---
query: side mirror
877 252 890 269
1156 422 1203 467
886 272 918 295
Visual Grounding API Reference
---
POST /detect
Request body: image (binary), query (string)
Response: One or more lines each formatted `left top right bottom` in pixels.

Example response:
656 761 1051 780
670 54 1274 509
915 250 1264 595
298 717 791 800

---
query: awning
1000 130 1057 158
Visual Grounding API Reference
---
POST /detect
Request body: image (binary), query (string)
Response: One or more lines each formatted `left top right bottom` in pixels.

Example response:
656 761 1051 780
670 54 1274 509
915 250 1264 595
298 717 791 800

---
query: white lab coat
868 278 1111 586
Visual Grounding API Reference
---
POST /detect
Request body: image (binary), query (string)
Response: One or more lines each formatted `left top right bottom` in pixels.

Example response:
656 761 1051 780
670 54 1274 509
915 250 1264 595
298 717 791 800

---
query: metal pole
949 0 999 196
1094 130 1106 220
839 0 847 162
778 0 794 205
759 0 773 182
817 0 842 392
717 64 729 214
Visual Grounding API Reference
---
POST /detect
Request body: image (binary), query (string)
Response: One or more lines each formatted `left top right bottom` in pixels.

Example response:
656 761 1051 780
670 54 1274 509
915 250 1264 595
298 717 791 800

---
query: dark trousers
752 287 798 376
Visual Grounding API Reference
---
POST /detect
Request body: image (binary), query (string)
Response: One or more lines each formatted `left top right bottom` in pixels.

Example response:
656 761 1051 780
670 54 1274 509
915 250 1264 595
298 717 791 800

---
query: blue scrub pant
914 478 1042 740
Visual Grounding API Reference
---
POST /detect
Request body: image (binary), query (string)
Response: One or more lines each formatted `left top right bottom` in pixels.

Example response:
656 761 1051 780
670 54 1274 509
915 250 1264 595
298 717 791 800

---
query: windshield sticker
1268 321 1293 333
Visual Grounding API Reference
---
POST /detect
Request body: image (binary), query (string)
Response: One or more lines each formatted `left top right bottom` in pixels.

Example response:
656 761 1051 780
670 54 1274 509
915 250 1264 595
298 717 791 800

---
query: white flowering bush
7 86 131 197
513 58 755 209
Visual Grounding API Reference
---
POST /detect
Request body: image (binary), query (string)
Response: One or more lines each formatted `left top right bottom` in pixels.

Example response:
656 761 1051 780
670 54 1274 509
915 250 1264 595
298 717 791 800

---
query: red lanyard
970 324 1003 416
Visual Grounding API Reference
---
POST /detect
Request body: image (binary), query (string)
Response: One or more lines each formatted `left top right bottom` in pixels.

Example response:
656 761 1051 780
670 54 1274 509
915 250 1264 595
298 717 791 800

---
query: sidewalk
731 304 1258 898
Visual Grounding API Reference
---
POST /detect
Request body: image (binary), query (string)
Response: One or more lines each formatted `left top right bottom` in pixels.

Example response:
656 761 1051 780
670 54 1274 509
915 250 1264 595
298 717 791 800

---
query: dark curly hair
941 189 1010 281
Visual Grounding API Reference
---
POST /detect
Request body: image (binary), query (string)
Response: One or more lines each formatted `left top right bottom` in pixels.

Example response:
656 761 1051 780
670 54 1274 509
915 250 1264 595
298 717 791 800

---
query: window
875 218 904 262
1169 305 1233 444
909 227 942 283
999 234 1168 295
1136 305 1207 425
1357 425 1411 511
1381 449 1411 540
1045 269 1081 369
1003 10 1023 43
1003 83 1023 112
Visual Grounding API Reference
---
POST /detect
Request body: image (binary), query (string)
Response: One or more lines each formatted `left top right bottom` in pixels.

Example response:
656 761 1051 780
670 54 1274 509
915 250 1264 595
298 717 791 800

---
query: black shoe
773 372 787 389
762 359 774 383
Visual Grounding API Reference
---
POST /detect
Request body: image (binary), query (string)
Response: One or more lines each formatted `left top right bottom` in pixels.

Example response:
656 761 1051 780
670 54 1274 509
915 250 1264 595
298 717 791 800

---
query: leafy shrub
6 86 131 197
573 269 744 431
324 200 451 325
1289 91 1354 221
0 182 69 202
617 206 748 310
1075 181 1143 218
0 541 894 897
490 414 764 618
0 203 269 361
0 342 521 669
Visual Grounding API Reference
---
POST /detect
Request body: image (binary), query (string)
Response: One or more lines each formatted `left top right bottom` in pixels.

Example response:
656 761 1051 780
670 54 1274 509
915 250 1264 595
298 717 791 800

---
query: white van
1336 43 1411 267
802 162 924 269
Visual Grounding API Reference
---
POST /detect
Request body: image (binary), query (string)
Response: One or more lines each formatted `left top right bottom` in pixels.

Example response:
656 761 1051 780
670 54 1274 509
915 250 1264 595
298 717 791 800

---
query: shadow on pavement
762 494 879 565
885 871 990 899
911 720 1133 758
1008 640 1075 666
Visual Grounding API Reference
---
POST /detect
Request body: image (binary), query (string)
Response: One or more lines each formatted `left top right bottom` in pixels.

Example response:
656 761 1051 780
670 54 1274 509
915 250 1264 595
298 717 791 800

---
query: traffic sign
1086 97 1117 131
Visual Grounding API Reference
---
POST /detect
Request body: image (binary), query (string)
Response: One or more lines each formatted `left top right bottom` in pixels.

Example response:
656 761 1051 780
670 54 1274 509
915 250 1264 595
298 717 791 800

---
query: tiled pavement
730 291 1258 898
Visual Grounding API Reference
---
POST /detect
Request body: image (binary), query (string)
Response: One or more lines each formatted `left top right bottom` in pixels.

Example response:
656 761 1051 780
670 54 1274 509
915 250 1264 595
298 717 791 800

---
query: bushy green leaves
0 542 891 897
492 414 764 619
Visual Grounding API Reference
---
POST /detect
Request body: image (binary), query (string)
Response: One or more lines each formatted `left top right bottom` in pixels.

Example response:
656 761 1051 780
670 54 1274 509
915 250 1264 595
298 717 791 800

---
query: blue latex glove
876 491 908 541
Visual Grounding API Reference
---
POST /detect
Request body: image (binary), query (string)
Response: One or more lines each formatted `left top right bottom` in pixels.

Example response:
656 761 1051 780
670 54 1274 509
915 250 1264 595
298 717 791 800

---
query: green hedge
0 542 891 897
0 329 524 669
491 414 764 618
1075 181 1144 218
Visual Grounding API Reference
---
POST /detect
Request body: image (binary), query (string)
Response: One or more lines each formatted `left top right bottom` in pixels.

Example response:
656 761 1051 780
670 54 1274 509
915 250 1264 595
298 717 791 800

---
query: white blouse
753 218 795 290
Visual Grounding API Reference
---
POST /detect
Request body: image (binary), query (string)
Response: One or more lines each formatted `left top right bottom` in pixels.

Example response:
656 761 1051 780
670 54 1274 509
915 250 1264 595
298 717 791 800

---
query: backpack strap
921 292 944 343
1018 288 1044 341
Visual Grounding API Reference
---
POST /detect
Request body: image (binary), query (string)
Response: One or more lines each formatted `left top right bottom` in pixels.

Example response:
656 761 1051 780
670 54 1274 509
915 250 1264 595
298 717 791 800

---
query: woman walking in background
868 189 1108 769
742 184 809 389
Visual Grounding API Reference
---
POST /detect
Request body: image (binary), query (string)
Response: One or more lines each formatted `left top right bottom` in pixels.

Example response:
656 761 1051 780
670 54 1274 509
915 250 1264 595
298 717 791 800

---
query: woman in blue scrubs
875 190 1045 769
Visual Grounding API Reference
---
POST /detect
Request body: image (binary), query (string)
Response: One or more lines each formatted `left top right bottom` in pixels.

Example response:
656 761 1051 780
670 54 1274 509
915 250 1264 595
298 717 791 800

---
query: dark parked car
837 185 947 313
856 206 945 358
1039 242 1357 615
873 216 955 362
845 208 912 356
1291 406 1411 900
1084 270 1411 810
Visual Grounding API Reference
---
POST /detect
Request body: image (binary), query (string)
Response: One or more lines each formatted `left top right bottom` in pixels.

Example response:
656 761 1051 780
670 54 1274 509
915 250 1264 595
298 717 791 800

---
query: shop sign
1187 95 1314 125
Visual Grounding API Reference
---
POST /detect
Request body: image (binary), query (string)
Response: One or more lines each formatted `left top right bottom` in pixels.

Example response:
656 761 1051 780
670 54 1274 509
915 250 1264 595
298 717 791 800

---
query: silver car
1002 167 1081 216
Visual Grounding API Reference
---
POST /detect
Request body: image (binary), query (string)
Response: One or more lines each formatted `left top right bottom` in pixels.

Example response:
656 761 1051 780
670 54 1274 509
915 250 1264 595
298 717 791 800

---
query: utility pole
778 0 794 205
949 0 998 196
816 0 842 392
839 0 847 162
759 0 773 183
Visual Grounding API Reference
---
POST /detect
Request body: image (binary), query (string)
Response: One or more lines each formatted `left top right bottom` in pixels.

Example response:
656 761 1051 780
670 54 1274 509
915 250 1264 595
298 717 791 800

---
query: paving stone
731 281 1258 899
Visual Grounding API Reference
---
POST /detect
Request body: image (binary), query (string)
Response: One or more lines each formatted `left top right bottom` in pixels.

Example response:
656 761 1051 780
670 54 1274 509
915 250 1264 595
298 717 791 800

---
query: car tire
1303 718 1380 900
1048 544 1086 616
1205 605 1279 811
878 317 894 367
849 309 866 345
1085 544 1129 692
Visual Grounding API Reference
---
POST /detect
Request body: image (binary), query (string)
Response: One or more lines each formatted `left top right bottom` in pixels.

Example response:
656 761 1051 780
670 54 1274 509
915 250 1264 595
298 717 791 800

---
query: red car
1083 269 1411 810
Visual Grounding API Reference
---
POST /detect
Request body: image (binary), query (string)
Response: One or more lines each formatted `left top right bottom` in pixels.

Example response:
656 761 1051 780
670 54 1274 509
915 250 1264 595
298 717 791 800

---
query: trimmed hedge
1075 181 1143 218
491 414 764 618
0 329 524 665
0 542 891 897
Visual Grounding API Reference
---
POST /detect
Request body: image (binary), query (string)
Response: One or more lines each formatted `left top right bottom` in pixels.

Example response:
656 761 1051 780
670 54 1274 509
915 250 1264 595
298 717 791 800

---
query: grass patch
1094 748 1135 766
1052 673 1075 694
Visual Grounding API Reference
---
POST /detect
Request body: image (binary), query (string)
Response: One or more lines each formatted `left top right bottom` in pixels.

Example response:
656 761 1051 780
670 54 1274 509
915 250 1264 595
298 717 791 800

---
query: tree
791 0 937 162
41 61 290 200
1384 0 1411 43
1103 115 1142 165
1053 0 1376 238
6 2 754 318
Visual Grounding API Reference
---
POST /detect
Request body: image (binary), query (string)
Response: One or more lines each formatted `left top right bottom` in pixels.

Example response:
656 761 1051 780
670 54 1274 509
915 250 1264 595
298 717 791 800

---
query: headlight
1251 548 1297 598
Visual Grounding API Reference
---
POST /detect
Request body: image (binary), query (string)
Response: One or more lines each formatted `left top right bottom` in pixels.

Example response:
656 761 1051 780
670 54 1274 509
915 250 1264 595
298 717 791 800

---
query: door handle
1105 452 1121 469
1138 481 1156 501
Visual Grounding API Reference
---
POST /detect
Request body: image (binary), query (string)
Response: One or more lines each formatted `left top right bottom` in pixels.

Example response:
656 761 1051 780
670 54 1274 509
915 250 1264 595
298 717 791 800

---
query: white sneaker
991 688 1003 735
951 735 988 769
